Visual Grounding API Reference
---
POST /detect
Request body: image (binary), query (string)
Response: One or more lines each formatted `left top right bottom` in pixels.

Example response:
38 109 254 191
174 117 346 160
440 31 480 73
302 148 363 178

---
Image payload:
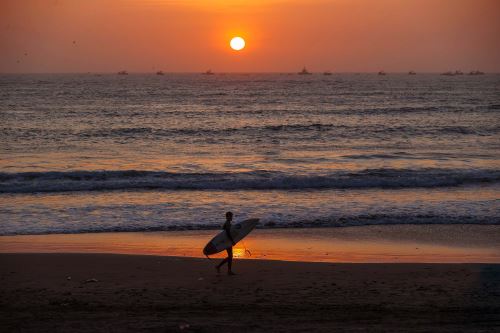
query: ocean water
1 73 499 235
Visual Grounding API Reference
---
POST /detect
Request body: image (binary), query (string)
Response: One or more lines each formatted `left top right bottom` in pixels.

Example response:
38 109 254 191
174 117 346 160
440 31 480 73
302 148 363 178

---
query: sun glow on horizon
230 37 246 51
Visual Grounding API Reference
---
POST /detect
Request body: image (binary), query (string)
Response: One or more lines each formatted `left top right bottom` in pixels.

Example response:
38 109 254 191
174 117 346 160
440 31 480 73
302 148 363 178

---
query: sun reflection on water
232 247 247 258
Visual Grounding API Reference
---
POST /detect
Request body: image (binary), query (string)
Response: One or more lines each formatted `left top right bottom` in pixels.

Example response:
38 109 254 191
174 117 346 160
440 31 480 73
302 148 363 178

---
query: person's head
225 211 233 222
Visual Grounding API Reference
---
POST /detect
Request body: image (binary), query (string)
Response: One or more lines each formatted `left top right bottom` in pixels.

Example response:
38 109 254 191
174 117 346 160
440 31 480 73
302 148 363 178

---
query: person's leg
227 247 234 275
216 257 228 273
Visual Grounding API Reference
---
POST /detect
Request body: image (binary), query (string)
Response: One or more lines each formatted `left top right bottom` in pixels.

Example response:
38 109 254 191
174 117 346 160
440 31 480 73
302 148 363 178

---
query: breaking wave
1 168 498 194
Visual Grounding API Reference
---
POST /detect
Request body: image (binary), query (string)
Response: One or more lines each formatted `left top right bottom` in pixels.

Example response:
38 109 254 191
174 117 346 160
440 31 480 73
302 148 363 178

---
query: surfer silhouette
216 211 236 275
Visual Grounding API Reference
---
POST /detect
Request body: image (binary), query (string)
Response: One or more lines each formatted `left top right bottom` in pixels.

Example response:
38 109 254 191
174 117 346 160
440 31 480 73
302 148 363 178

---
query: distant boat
408 71 416 75
468 70 485 75
298 67 312 75
202 69 214 75
442 70 464 76
117 70 128 75
378 71 386 76
156 71 164 75
323 71 332 76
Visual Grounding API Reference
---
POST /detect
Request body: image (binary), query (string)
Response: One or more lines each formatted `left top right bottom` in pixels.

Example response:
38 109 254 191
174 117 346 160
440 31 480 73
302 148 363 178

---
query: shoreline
1 225 499 263
1 253 499 332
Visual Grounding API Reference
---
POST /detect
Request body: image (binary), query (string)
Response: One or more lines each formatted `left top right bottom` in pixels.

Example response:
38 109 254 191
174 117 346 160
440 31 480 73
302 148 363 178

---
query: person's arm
224 224 236 246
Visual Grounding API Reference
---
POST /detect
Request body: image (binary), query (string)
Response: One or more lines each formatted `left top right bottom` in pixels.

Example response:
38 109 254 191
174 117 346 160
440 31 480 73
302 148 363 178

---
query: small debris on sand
178 322 190 330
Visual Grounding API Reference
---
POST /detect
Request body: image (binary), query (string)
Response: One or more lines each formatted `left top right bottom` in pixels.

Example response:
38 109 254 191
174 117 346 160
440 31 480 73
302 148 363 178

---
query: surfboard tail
203 243 217 256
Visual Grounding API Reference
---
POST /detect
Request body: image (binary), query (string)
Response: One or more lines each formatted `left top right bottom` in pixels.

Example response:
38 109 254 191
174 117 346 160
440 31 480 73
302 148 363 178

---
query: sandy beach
1 253 499 332
2 225 500 263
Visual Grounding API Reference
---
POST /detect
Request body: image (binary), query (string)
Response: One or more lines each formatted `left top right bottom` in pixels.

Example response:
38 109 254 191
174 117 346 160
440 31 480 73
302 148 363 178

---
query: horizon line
0 71 497 75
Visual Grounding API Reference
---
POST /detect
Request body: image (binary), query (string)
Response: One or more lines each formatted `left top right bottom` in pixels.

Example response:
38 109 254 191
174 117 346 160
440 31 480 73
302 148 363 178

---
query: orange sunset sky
1 0 499 73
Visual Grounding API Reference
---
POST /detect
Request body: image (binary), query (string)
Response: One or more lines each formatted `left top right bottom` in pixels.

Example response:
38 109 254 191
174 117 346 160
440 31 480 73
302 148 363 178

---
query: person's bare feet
228 271 236 276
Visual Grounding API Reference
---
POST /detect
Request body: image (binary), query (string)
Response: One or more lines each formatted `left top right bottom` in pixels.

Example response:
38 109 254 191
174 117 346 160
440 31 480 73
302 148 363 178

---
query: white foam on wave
1 212 498 236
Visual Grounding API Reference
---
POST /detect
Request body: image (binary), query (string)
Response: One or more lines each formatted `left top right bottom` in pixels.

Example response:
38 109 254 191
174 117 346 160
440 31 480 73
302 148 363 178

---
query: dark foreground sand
1 254 499 332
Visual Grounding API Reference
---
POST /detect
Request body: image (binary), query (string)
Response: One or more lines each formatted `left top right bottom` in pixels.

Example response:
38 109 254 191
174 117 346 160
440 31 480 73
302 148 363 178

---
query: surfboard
203 218 259 256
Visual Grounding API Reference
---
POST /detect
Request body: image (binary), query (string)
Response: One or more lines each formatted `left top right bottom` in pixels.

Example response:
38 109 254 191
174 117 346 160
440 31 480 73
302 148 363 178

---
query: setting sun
230 37 245 51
